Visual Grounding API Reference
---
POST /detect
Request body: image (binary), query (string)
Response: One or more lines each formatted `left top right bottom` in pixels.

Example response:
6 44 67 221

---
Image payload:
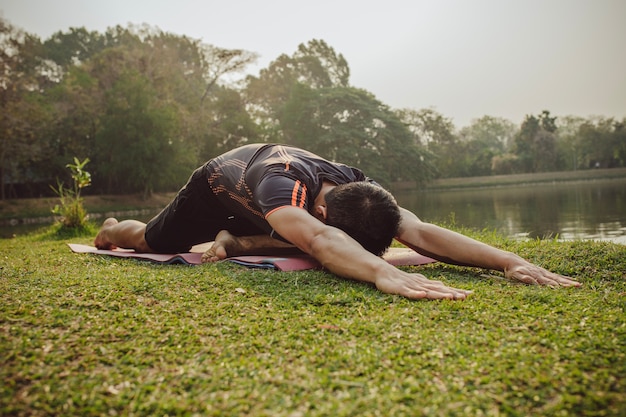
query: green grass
1 225 625 416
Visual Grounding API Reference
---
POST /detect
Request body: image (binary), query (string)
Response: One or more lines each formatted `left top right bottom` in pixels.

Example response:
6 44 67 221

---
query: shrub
51 157 91 228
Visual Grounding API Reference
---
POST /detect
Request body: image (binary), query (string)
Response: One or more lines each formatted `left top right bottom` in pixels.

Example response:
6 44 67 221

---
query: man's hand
505 261 581 287
375 272 472 300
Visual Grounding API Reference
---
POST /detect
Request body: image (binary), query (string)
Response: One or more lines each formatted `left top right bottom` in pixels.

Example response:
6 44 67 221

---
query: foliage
513 111 559 173
246 40 433 186
2 20 259 198
0 18 55 199
197 85 261 160
1 230 625 416
1 16 625 198
458 116 518 176
396 108 458 178
279 85 434 185
576 117 626 169
50 157 91 228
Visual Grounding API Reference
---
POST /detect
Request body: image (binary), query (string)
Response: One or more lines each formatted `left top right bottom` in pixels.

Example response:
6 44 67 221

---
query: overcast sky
1 0 624 128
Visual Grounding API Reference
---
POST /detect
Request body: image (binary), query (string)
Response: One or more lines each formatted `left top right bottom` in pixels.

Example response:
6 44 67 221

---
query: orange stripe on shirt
265 205 303 218
291 181 301 207
298 183 307 208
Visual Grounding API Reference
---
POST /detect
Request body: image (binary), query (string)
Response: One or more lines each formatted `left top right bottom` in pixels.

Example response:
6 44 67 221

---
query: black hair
324 182 401 256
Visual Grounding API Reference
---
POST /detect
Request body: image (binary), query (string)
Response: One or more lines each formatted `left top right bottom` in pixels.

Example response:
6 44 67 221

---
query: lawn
1 226 625 416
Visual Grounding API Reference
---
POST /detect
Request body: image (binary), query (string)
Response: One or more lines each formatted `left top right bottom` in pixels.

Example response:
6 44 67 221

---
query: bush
51 157 91 228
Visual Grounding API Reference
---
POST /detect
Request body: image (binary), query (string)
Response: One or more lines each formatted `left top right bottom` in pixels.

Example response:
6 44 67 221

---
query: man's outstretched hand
375 272 473 300
373 259 580 300
505 261 581 287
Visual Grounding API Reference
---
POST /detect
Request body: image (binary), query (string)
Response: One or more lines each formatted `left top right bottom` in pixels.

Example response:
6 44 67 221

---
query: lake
2 178 625 243
394 178 626 244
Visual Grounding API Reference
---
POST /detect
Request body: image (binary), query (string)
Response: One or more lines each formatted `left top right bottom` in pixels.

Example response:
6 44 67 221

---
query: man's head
323 182 401 256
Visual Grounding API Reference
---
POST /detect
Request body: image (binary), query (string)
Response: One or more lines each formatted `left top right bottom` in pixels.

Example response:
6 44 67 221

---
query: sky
1 0 624 128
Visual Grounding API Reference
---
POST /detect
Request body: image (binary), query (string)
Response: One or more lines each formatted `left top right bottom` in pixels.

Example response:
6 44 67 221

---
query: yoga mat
68 243 436 271
68 243 204 265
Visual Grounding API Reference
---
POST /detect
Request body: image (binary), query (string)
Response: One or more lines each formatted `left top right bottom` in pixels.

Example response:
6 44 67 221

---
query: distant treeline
1 18 624 199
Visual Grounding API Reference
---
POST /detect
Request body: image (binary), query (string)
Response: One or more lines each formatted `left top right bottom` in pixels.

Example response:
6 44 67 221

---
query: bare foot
94 218 119 250
202 230 241 263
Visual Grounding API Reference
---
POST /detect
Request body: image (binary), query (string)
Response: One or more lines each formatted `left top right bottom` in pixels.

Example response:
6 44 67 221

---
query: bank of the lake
391 167 626 192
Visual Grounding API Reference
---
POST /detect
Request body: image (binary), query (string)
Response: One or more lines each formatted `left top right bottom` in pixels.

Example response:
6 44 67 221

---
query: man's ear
314 205 328 221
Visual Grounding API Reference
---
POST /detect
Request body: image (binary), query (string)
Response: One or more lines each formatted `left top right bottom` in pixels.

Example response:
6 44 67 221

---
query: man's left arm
396 208 581 287
267 206 472 300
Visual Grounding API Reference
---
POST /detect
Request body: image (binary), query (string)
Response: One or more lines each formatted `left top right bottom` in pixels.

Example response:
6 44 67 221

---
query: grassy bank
392 167 626 192
1 226 625 416
426 167 626 190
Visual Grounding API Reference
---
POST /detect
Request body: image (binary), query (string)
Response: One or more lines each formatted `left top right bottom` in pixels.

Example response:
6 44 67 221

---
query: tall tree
246 40 433 186
42 27 107 70
396 108 458 178
43 24 258 194
576 117 626 169
0 18 56 198
198 85 260 160
199 44 258 106
280 85 434 185
94 69 188 195
458 116 517 176
556 115 586 170
514 110 558 173
245 39 350 126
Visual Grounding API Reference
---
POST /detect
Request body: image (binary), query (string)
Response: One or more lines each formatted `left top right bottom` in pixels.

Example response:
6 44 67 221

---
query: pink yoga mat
68 243 436 271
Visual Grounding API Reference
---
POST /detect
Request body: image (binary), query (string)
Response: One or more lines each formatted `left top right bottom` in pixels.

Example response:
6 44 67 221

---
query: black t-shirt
204 143 373 236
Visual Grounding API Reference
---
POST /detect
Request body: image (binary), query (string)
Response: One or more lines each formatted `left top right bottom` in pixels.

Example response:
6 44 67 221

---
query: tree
513 110 558 173
457 116 518 176
246 40 434 186
0 18 56 198
576 117 626 169
198 85 260 160
556 116 586 170
396 108 458 178
42 27 107 70
245 39 350 126
42 24 259 195
279 85 434 186
199 44 258 106
94 69 188 195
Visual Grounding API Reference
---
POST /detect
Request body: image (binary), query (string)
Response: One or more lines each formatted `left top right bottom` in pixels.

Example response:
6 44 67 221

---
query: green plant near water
51 157 92 229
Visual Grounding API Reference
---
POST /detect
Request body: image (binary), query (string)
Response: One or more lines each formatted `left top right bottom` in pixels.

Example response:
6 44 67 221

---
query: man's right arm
266 206 471 300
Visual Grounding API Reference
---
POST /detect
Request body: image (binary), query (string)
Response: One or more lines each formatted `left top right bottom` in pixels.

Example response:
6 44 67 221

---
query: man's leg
94 218 153 252
201 230 301 263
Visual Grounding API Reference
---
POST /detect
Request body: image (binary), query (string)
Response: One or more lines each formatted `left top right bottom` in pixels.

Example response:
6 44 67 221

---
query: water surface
394 178 626 243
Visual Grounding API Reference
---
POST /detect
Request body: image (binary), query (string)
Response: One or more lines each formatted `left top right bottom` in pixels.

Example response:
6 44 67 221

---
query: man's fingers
547 272 582 287
404 289 467 301
511 272 539 285
507 266 582 287
404 282 472 300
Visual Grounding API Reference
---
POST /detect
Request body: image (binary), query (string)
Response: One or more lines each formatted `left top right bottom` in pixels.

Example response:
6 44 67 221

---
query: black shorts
144 166 265 253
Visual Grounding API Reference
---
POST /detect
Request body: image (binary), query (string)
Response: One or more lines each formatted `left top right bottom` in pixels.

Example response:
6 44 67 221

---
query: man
95 143 580 300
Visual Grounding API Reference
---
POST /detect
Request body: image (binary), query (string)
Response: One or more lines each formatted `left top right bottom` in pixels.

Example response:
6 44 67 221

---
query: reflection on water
395 178 626 243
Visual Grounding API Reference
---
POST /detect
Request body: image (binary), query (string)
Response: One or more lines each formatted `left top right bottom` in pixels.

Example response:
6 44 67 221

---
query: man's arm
266 206 472 300
396 207 581 287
